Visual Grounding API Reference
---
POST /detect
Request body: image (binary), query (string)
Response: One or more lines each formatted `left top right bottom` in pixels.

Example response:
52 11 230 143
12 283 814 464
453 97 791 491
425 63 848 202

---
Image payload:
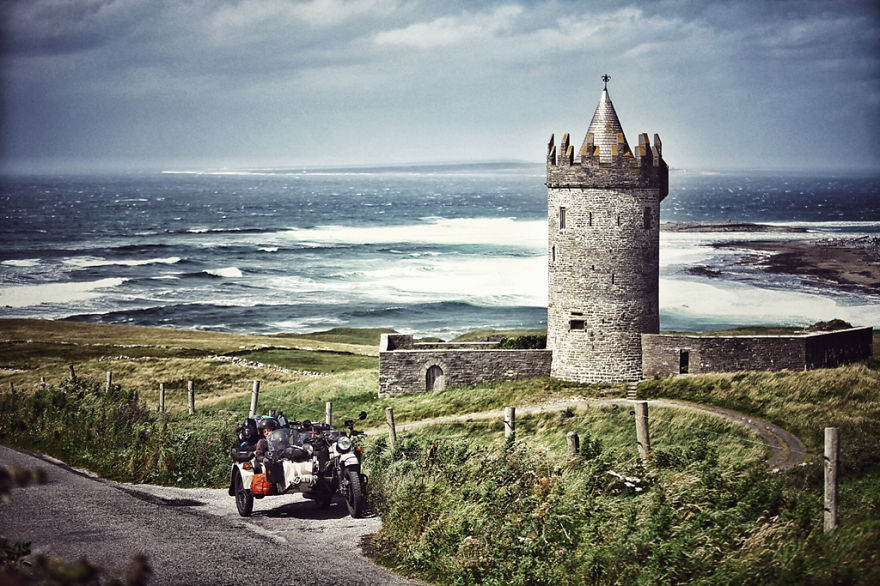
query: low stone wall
641 327 873 378
379 334 552 396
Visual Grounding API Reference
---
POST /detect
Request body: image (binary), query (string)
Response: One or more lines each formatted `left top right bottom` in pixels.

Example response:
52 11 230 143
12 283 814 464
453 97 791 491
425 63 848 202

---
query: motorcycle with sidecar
228 411 368 518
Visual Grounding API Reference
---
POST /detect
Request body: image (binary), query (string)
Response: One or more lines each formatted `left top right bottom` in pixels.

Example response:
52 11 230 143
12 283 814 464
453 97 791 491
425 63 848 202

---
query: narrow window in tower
551 245 556 263
644 207 652 229
611 272 615 285
617 215 621 226
559 207 567 230
588 211 593 226
569 319 585 330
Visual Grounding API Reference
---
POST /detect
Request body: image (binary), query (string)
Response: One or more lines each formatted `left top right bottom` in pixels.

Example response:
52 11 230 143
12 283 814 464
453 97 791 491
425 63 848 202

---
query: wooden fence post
187 380 195 415
325 401 333 426
106 371 112 392
249 380 260 417
567 431 580 458
385 407 397 452
68 364 76 381
635 401 651 460
9 382 15 395
824 427 839 533
504 406 516 440
159 383 166 413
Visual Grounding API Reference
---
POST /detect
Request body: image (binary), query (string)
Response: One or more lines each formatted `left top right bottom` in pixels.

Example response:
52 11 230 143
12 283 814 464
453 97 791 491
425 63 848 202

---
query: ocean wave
281 217 545 249
203 267 243 278
762 220 880 232
0 277 127 308
258 247 279 252
184 227 269 235
62 256 183 268
259 254 547 307
1 259 41 267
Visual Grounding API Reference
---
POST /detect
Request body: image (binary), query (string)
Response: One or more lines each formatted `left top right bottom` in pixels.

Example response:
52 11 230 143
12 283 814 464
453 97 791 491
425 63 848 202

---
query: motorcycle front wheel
342 468 364 518
234 470 254 517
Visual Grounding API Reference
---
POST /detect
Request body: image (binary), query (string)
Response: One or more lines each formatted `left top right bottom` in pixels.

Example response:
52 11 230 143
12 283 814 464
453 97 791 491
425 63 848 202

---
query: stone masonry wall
804 327 875 368
641 327 873 377
379 335 552 396
546 132 668 384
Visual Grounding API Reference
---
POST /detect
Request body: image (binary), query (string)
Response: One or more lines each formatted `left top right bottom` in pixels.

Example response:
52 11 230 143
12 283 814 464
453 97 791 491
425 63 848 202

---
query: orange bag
250 473 275 495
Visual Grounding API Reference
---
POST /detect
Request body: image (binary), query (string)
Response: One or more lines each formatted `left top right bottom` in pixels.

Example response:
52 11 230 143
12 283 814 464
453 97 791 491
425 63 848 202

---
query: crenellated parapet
546 131 668 199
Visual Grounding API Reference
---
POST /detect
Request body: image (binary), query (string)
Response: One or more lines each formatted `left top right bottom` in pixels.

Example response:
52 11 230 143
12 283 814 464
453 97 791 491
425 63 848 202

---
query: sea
1 164 879 340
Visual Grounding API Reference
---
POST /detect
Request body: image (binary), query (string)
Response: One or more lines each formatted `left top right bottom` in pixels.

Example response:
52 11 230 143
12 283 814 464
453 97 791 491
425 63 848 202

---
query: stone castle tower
546 76 668 383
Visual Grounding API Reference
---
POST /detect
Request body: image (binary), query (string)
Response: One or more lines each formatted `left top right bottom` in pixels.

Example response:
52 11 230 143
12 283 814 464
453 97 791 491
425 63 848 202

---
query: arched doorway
426 365 445 391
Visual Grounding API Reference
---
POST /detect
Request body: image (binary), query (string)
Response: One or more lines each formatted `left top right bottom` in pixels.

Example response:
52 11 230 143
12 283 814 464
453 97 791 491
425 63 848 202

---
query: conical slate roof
582 86 630 163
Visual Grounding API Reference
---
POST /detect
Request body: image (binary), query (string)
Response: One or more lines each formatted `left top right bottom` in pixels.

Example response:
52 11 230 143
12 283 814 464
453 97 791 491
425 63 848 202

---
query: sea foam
282 217 545 249
64 256 182 268
204 267 243 278
0 278 127 308
659 277 880 329
1 259 41 268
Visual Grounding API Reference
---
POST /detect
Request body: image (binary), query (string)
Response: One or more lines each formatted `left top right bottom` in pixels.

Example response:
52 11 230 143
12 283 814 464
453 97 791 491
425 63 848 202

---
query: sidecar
228 424 333 517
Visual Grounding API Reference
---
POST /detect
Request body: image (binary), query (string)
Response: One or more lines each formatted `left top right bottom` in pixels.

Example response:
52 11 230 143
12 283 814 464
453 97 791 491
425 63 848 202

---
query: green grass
371 378 618 426
2 319 879 584
450 328 547 342
271 327 396 347
638 362 880 471
0 318 378 355
366 404 766 468
235 348 378 373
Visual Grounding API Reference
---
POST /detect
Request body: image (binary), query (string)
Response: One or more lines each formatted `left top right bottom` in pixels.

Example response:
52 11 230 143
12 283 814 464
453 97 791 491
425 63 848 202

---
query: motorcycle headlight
336 436 353 453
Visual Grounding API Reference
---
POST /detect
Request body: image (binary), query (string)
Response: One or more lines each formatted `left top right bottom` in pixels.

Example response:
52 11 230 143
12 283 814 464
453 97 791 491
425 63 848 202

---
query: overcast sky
2 0 879 173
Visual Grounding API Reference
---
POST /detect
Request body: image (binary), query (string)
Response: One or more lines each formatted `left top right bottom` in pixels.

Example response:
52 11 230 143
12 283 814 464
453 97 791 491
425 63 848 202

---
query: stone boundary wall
641 327 873 378
379 334 552 396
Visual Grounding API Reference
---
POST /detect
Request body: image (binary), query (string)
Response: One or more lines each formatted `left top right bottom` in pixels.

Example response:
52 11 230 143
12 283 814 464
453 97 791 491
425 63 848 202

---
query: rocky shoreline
713 236 880 295
661 221 808 233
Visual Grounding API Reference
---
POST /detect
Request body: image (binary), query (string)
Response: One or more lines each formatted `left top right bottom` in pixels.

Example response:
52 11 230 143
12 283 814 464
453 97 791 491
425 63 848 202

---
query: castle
546 76 667 383
378 78 871 396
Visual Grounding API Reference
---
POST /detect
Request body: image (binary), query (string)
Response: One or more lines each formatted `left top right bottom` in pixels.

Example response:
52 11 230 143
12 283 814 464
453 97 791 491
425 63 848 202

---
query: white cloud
373 5 523 49
204 0 399 35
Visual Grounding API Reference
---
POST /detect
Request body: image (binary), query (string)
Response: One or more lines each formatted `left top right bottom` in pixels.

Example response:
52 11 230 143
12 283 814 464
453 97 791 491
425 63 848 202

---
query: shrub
496 335 547 350
0 377 235 487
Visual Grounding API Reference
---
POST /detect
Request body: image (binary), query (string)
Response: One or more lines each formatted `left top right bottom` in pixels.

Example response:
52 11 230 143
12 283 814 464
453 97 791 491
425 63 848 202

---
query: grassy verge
0 377 237 487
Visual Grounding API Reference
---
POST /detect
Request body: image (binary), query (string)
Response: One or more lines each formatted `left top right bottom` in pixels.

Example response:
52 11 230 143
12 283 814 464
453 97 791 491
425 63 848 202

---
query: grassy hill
1 319 878 584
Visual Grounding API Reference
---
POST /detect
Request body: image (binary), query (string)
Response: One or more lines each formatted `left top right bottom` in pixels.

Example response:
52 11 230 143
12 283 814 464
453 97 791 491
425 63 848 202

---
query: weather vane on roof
601 74 611 89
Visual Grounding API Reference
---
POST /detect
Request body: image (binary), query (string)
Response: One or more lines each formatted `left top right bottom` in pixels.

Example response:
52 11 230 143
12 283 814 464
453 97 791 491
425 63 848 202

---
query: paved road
0 445 416 586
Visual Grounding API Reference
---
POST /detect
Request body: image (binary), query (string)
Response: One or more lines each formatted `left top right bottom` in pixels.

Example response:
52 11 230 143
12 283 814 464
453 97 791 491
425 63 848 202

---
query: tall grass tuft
0 377 236 487
365 434 878 585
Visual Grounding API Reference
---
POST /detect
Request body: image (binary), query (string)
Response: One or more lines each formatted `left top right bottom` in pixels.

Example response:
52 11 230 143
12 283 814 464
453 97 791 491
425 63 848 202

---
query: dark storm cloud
1 0 878 172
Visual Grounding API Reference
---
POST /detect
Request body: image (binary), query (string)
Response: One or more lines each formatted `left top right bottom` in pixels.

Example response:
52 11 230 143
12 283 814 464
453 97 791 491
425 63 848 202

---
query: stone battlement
546 132 669 197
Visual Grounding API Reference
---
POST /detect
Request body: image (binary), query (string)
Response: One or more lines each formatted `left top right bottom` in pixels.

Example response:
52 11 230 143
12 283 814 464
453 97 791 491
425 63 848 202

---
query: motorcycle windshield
267 428 291 455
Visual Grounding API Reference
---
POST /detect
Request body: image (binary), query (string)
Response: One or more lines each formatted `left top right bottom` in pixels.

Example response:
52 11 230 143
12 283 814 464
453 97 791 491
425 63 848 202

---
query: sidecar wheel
234 470 254 517
342 469 364 519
